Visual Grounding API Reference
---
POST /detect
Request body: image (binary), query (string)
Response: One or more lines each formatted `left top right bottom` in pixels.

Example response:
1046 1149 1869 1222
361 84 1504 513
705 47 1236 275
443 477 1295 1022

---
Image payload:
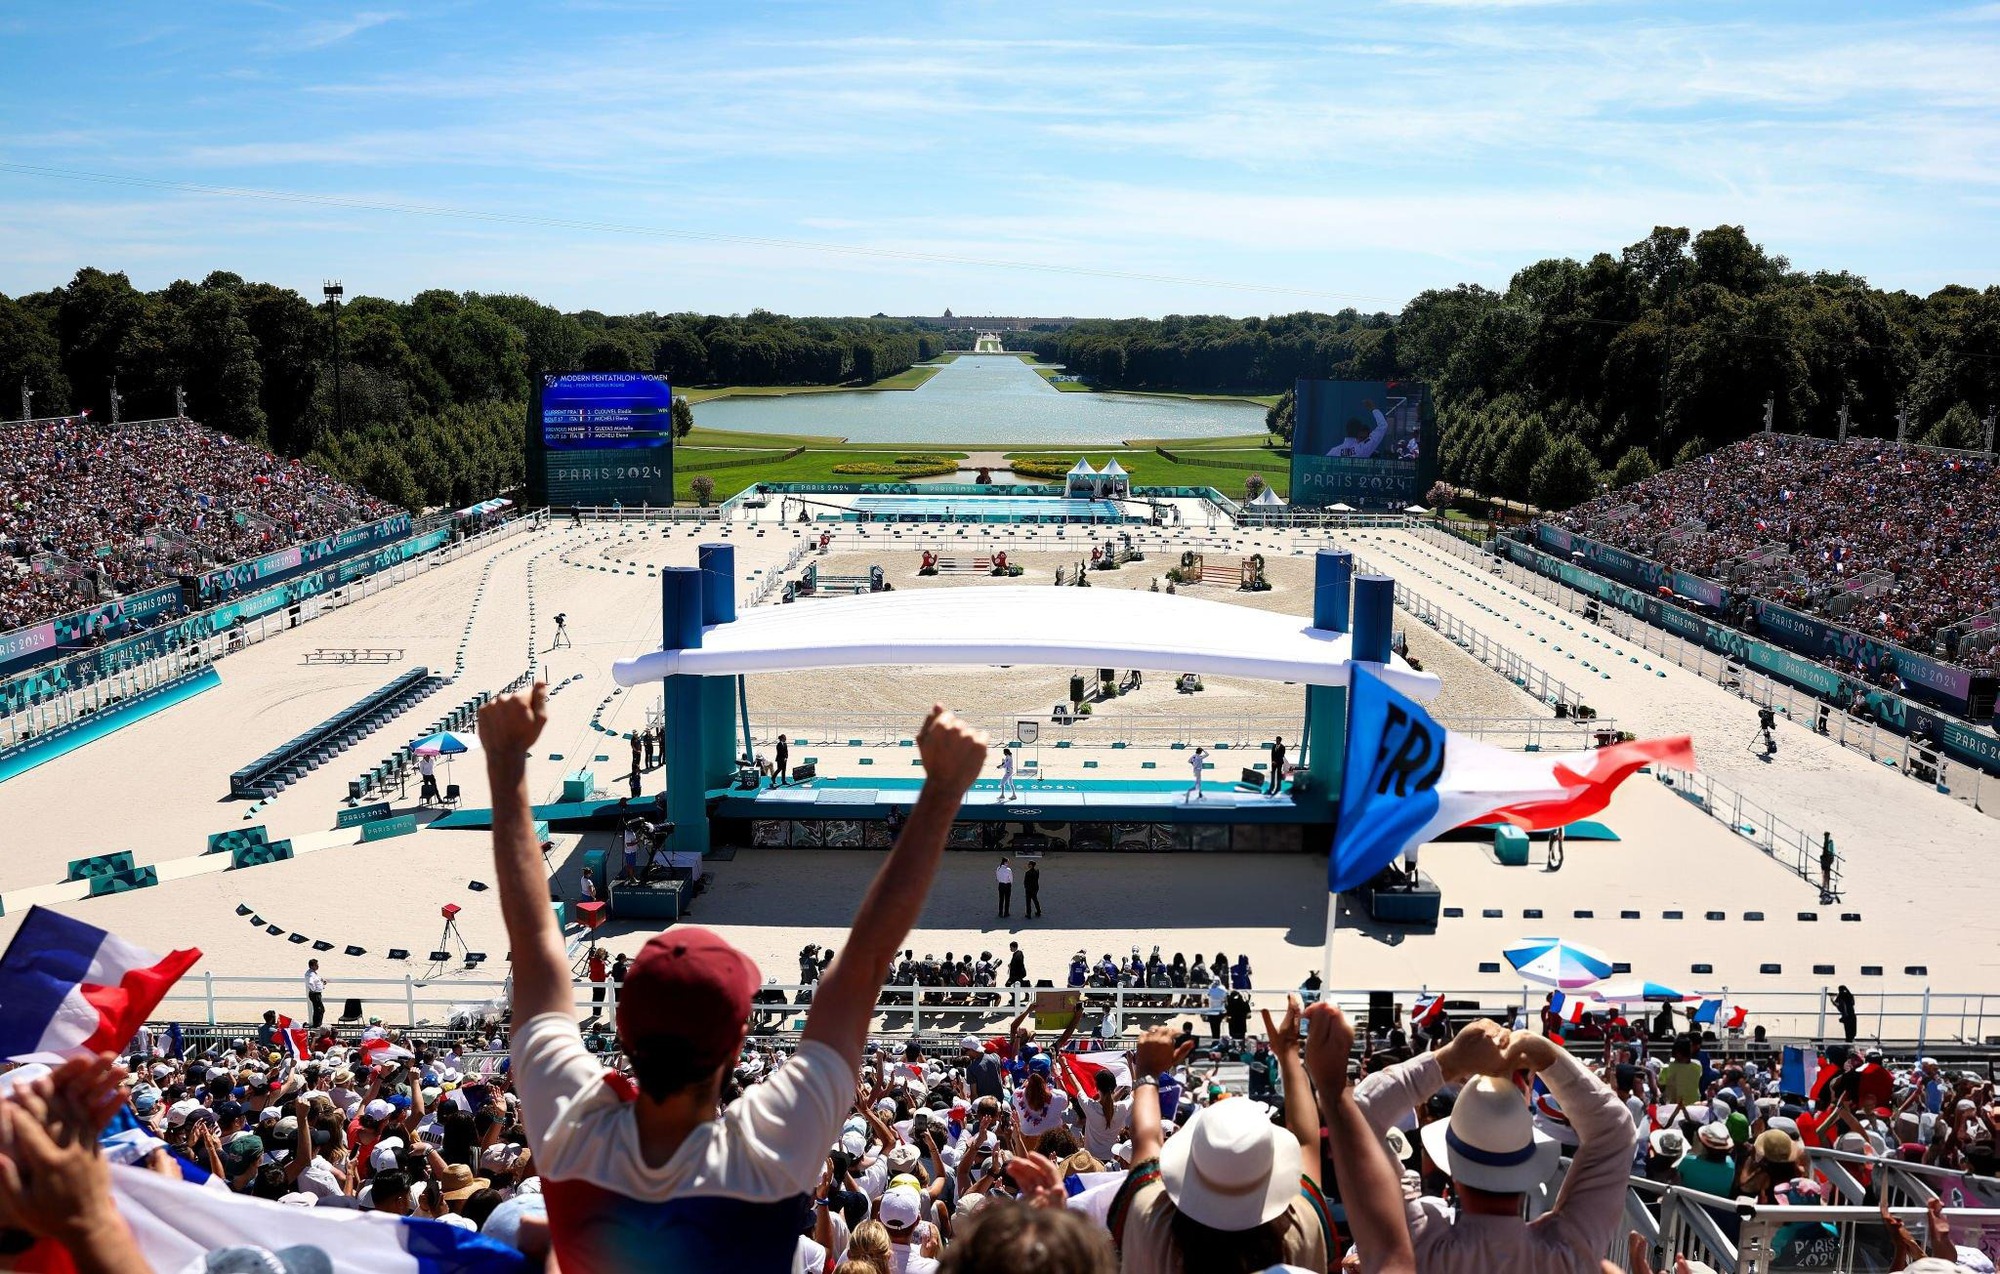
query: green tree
1611 446 1657 489
671 395 695 440
1529 433 1600 509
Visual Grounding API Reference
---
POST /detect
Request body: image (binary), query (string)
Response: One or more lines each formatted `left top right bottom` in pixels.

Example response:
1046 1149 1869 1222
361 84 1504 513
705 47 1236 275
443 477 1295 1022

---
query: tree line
1022 226 2000 509
0 269 966 510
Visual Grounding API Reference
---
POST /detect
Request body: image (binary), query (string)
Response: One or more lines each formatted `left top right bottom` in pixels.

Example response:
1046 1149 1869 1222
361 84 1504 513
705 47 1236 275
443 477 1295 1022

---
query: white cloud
285 10 402 52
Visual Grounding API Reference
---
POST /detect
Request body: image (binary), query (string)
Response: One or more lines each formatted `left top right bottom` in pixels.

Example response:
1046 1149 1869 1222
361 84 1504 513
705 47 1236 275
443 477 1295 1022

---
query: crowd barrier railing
1652 766 1839 893
142 976 2000 1052
0 512 548 750
1615 1172 2000 1273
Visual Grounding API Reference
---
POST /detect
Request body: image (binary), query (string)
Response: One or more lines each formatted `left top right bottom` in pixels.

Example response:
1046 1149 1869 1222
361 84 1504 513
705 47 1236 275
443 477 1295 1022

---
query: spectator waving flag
1330 669 1694 893
0 907 200 1063
1693 999 1748 1030
1781 1045 1830 1102
275 1013 311 1062
1548 991 1598 1024
1411 993 1446 1028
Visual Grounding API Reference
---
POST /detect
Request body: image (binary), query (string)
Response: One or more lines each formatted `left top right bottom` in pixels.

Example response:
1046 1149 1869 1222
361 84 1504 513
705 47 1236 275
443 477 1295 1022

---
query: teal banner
359 813 418 842
336 802 392 828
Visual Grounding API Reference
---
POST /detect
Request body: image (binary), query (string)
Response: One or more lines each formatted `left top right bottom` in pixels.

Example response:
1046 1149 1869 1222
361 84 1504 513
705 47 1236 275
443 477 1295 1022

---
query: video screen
1290 379 1432 507
539 372 673 451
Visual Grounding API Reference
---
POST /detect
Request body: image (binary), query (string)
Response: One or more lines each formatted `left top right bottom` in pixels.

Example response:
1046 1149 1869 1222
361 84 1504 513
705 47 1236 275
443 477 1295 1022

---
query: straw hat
1418 1075 1560 1194
439 1162 490 1202
1156 1098 1301 1230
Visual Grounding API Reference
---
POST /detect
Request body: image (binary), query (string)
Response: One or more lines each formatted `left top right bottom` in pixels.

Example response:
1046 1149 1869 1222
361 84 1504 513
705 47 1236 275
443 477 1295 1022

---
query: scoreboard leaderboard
527 371 676 508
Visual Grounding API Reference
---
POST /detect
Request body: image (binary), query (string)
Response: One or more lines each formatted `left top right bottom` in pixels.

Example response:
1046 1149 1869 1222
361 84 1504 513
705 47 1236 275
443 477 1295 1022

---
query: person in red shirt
1853 1048 1895 1112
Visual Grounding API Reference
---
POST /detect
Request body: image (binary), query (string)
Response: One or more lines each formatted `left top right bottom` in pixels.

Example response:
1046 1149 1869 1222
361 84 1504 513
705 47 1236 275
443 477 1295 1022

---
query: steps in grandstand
230 666 443 800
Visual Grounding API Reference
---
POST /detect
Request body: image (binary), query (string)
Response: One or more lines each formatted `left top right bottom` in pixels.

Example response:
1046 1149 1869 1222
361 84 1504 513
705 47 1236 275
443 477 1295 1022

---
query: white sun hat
1419 1075 1561 1193
1156 1097 1301 1230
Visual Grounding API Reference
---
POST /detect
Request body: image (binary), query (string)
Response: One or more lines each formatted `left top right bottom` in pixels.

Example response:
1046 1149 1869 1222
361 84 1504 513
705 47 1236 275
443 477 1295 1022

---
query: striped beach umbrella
1590 977 1705 1005
1503 937 1614 989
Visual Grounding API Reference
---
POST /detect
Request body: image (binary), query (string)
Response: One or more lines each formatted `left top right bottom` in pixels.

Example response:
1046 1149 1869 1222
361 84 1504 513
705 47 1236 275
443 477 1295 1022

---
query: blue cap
132 1092 159 1114
1028 1055 1052 1076
481 1194 547 1250
232 1086 248 1097
387 1094 411 1109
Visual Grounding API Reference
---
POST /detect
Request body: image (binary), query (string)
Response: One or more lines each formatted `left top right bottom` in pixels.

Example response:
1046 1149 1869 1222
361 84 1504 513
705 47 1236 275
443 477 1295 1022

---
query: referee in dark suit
1267 735 1287 794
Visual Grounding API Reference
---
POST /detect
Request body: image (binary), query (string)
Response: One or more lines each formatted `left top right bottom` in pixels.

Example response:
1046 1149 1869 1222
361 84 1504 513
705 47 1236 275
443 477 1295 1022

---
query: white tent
1100 458 1126 476
1250 487 1286 507
614 586 1440 698
1067 458 1098 476
1403 504 1430 514
1329 502 1356 512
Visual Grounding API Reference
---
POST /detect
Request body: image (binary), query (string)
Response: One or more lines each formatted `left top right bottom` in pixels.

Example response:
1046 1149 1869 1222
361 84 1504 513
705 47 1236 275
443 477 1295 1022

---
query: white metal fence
143 975 2000 1050
1653 766 1839 892
748 712 1615 754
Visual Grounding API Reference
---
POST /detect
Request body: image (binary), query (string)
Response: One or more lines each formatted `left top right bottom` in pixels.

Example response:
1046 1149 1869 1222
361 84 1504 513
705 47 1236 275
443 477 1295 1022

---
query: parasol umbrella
1328 502 1356 512
409 732 479 756
1503 937 1613 989
1589 977 1705 1004
410 731 480 797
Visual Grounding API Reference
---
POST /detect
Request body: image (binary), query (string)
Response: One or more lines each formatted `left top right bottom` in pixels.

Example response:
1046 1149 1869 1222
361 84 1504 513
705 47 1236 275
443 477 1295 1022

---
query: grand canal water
690 352 1264 443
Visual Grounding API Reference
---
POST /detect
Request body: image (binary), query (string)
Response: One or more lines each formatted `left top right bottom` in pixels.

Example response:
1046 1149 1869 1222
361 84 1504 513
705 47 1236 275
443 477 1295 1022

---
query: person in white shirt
418 752 440 804
995 856 1013 918
998 747 1016 801
1187 746 1207 800
1011 1067 1070 1148
1078 1069 1132 1161
1329 401 1393 458
482 687 988 1271
303 959 327 1029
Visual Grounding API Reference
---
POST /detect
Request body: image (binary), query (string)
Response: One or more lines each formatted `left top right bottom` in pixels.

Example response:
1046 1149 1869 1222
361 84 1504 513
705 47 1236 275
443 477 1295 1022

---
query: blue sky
2 1 1996 316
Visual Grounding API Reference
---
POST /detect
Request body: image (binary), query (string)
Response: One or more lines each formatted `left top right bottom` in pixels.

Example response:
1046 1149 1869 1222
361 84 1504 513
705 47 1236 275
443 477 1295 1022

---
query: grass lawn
682 424 846 447
674 446 970 504
1000 448 1286 499
1121 432 1279 448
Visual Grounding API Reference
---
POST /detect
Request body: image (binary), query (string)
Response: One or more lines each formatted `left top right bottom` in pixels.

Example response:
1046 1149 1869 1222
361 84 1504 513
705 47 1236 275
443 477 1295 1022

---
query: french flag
1331 669 1693 892
1781 1045 1828 1101
1056 1050 1132 1103
1693 999 1748 1030
1549 991 1597 1024
0 907 200 1063
55 1162 526 1274
1411 993 1446 1027
275 1014 312 1062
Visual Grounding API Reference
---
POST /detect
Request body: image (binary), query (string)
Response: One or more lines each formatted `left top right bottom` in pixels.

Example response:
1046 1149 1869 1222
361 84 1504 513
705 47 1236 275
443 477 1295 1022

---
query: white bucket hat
1419 1075 1560 1194
1157 1098 1300 1231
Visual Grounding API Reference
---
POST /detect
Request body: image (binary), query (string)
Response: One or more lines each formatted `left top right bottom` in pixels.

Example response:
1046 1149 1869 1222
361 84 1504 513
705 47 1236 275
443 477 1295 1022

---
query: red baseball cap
618 928 760 1069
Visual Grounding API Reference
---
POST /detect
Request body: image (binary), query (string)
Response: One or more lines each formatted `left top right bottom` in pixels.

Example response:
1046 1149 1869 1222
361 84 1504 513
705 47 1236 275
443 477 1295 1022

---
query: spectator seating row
229 666 442 799
346 670 533 804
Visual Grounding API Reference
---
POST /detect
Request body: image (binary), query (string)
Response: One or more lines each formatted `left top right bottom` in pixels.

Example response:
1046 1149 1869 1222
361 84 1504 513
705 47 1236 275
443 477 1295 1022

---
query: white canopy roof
1100 458 1127 476
1068 458 1098 475
1251 487 1286 506
612 585 1439 697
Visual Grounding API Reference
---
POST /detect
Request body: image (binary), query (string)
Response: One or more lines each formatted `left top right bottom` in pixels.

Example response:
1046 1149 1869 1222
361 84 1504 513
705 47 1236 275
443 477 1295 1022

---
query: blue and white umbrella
1503 937 1614 989
409 731 479 757
1590 977 1705 1005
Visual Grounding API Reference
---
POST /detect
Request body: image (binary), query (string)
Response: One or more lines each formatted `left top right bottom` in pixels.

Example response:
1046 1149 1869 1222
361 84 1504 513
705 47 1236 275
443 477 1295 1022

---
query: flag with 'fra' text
1330 669 1693 893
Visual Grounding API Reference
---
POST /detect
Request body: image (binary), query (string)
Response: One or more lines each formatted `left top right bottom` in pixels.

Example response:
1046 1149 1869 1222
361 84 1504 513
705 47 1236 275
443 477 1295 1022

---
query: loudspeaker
1369 991 1395 1033
791 763 817 782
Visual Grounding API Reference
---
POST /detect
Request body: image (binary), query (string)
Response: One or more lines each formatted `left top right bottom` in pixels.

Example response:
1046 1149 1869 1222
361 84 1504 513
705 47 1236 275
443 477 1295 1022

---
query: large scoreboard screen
1289 379 1435 508
528 372 675 508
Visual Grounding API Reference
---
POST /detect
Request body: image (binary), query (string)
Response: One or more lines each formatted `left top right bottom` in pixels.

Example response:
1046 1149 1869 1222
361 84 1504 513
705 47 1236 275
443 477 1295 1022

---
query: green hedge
1153 445 1283 473
679 446 806 472
1010 459 1074 480
833 459 958 477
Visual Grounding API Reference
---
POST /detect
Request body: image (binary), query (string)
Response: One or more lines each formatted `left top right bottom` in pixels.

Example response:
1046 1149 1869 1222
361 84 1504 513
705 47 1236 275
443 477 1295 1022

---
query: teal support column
1352 575 1395 665
661 566 709 855
697 544 738 793
1302 549 1352 794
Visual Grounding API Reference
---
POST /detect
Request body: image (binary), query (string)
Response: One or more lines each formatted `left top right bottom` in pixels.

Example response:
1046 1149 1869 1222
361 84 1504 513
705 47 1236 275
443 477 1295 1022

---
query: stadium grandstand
1 414 395 633
1556 434 2000 675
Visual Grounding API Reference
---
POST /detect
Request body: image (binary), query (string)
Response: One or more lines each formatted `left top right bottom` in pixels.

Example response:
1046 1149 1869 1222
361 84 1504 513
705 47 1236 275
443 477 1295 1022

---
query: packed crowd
3 689 1996 1273
0 417 394 634
1557 436 2000 671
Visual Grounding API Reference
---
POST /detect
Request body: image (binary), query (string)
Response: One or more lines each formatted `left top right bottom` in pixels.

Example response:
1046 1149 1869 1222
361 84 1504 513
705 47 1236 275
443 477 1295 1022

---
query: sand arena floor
3 517 1994 1041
